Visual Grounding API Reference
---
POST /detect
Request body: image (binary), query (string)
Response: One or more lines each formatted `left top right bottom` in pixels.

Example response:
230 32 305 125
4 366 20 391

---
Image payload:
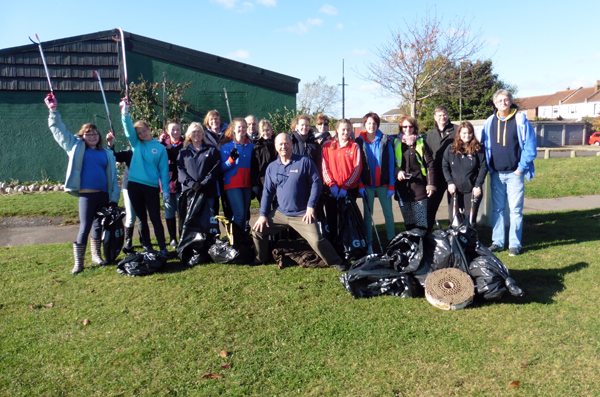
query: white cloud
212 0 236 8
336 23 344 30
320 4 338 15
350 49 367 56
282 18 323 34
226 50 250 60
256 0 276 5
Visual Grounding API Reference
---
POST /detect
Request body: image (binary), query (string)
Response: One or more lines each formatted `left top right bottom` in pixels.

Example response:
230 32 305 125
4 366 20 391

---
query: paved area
1 195 599 247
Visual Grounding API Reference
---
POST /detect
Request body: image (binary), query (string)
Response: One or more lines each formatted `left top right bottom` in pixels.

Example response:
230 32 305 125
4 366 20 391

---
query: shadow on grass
504 262 589 305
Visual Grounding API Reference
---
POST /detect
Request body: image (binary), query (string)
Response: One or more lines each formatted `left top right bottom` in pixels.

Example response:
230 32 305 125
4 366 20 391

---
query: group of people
45 87 536 275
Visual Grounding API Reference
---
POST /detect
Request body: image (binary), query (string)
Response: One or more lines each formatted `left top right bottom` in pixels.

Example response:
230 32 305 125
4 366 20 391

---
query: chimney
566 87 570 91
596 80 600 92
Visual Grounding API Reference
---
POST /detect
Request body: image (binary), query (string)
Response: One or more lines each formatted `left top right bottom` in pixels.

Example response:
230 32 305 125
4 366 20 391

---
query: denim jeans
225 187 252 228
490 171 524 249
363 186 395 246
163 192 180 220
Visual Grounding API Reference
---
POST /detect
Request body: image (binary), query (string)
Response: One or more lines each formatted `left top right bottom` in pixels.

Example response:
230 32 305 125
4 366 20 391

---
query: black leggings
77 191 109 245
128 181 166 250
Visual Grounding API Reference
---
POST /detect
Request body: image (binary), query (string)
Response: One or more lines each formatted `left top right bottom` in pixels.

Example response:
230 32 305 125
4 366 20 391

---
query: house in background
516 81 600 120
0 29 299 182
381 107 402 122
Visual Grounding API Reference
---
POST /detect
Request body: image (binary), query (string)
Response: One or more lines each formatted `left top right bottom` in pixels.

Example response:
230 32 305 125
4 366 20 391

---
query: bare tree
364 11 485 117
297 76 340 116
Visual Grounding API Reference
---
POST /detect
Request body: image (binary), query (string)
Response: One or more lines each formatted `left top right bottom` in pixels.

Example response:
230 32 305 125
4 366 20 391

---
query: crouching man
252 133 347 271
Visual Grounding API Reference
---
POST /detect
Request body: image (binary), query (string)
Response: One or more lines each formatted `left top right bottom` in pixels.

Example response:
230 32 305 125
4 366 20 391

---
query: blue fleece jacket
481 110 537 181
122 114 170 190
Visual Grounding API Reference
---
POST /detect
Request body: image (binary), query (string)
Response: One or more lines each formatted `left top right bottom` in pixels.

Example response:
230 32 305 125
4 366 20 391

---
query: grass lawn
1 208 600 396
2 156 600 219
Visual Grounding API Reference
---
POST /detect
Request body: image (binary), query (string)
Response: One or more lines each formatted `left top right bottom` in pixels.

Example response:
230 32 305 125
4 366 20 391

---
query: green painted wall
0 52 296 182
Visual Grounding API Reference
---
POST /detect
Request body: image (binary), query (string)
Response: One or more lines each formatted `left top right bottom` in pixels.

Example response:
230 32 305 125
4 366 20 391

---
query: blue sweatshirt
122 114 169 190
261 154 321 217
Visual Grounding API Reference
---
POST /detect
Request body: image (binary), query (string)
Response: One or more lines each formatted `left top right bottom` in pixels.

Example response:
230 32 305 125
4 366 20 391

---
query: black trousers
427 183 452 230
128 181 166 250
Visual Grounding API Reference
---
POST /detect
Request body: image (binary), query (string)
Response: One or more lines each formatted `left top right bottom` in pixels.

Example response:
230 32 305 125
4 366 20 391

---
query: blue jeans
490 171 525 249
225 188 252 228
163 192 180 220
363 186 395 246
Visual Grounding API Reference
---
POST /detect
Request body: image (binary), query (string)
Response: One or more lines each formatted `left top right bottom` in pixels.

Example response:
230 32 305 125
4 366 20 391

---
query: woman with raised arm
120 99 170 256
44 93 120 274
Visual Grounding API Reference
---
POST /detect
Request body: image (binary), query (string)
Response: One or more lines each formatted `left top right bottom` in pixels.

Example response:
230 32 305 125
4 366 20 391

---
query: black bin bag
340 254 421 298
469 244 524 300
383 228 433 287
177 189 219 266
207 215 255 265
335 197 368 261
96 204 125 264
117 251 167 276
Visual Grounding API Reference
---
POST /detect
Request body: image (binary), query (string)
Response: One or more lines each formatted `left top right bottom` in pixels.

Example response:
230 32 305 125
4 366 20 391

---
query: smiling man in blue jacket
481 89 537 256
252 133 346 271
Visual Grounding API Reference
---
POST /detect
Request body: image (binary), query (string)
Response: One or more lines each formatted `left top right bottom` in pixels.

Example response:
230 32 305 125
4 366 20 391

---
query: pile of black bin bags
339 222 524 301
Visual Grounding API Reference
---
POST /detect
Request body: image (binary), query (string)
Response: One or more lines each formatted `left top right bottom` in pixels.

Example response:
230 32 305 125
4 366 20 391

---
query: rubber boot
123 227 134 254
72 242 86 274
166 218 178 249
90 238 108 266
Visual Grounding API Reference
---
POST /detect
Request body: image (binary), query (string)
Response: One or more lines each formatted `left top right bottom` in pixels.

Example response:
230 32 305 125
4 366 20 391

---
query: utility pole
339 59 349 119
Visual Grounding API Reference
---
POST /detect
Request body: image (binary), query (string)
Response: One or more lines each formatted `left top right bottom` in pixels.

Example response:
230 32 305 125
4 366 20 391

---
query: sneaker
169 239 178 249
489 244 503 252
509 247 520 256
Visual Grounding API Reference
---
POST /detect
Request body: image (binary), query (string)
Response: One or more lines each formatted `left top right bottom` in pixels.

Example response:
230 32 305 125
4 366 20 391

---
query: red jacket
321 139 362 190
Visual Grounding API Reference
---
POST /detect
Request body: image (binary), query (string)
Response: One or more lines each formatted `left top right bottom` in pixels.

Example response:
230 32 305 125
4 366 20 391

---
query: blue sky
1 0 598 119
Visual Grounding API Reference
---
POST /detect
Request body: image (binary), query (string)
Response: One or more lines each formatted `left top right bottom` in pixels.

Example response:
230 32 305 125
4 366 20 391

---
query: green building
0 29 299 182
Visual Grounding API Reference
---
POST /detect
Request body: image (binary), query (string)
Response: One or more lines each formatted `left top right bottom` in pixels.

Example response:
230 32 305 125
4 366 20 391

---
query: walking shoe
489 244 503 253
159 248 170 257
509 247 521 256
169 239 178 249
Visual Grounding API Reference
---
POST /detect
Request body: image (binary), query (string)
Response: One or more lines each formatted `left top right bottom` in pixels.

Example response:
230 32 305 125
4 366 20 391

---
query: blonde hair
184 122 206 147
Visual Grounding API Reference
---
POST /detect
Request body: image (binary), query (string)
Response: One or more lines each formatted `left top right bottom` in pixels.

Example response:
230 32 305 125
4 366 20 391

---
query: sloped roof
563 87 600 104
514 94 552 110
588 90 600 102
0 29 299 93
381 108 401 116
537 88 580 107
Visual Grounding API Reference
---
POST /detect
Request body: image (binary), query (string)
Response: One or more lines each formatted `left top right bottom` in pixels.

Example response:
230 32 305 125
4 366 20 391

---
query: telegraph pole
339 60 349 119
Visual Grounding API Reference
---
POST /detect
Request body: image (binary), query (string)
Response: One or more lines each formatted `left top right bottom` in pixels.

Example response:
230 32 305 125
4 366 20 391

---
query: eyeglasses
317 123 329 126
84 133 99 137
402 126 414 129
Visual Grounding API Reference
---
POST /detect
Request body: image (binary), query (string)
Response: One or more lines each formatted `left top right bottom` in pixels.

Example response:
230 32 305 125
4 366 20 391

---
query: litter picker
162 72 167 129
222 87 232 124
29 34 53 93
93 71 116 135
362 193 383 253
113 27 129 100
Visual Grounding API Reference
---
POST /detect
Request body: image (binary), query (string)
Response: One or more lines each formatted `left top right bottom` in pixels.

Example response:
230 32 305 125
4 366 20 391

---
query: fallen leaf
49 269 56 272
165 389 171 394
221 363 231 369
35 261 40 265
90 290 95 293
276 301 281 307
319 279 325 283
298 286 304 290
114 348 122 352
509 380 521 388
220 350 229 358
156 278 165 281
48 219 52 224
29 304 35 310
201 373 223 379
520 362 528 369
83 319 91 326
44 302 54 308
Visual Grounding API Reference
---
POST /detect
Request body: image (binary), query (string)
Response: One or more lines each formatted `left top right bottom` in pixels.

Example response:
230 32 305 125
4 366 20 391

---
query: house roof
563 86 600 104
514 94 552 110
537 88 581 107
0 29 299 94
381 108 401 116
588 90 600 102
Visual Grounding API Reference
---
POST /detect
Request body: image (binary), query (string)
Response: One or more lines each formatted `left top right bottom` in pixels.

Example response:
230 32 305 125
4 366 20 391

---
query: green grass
2 157 599 219
2 209 600 396
526 156 600 198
